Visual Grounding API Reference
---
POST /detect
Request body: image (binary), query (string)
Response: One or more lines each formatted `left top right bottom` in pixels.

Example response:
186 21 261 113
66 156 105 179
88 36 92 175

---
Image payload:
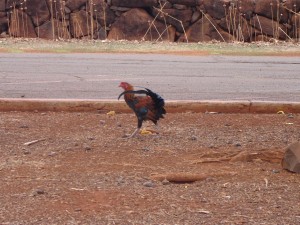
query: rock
178 13 232 42
25 0 50 26
111 0 158 8
284 0 300 13
191 10 201 23
9 9 37 38
110 6 131 12
65 0 88 12
162 178 170 185
237 0 255 20
173 4 188 10
168 0 198 7
189 135 197 141
84 145 92 151
282 142 300 173
36 189 45 194
152 8 193 32
70 10 97 38
250 15 287 40
218 15 253 42
94 0 115 27
254 0 288 23
23 149 31 155
143 181 155 187
159 0 173 9
48 151 57 156
108 8 176 41
0 0 5 11
35 19 70 39
235 142 242 147
203 0 229 20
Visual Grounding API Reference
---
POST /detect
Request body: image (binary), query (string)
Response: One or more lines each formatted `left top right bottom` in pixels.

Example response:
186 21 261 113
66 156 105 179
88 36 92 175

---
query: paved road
0 53 299 101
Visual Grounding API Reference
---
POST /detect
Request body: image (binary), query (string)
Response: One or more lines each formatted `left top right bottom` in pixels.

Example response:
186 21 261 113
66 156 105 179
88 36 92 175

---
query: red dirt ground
1 111 300 224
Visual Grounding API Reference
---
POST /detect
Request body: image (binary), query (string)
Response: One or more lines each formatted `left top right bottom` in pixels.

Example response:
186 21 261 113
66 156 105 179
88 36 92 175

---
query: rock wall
0 0 300 42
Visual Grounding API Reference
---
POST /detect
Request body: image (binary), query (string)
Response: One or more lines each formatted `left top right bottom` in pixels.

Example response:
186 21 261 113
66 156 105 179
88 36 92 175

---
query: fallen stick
24 139 45 146
150 172 236 183
151 173 208 183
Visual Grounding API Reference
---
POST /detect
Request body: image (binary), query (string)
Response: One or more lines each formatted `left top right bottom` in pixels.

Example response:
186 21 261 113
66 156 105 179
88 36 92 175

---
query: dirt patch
1 111 300 224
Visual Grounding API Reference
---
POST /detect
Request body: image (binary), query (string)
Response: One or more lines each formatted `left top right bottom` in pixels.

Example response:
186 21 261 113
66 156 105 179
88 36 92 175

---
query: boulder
93 0 115 27
178 14 232 42
0 0 5 11
111 0 158 8
291 13 300 38
9 9 37 38
158 0 173 9
65 0 88 12
25 0 50 26
6 0 22 9
254 0 288 23
203 0 230 20
0 17 8 34
108 8 175 41
237 0 256 20
152 8 193 32
282 142 300 173
250 15 287 40
0 12 6 18
35 19 70 39
168 0 198 7
284 0 300 12
218 13 253 42
70 10 97 38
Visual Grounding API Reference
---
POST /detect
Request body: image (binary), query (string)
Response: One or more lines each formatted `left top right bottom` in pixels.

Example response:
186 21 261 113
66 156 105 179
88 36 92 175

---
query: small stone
83 144 92 151
143 181 154 188
23 150 30 155
162 179 170 185
117 176 124 185
35 189 45 195
235 143 242 147
74 208 82 212
99 120 106 125
189 136 197 141
48 151 56 156
272 169 280 174
19 125 29 129
87 137 95 141
287 114 294 118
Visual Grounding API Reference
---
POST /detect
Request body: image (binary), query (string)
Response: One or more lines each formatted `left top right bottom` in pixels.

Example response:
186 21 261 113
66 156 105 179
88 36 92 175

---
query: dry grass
0 38 300 56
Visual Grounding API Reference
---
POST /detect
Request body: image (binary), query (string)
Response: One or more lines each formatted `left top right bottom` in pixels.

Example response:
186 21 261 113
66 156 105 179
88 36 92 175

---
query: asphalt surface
0 53 299 101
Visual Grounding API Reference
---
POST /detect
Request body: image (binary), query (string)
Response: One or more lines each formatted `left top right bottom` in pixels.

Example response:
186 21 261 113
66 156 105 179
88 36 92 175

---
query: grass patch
0 38 300 56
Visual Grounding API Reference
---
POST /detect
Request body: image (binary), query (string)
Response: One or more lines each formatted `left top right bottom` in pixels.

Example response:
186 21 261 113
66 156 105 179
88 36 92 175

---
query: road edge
1 98 300 114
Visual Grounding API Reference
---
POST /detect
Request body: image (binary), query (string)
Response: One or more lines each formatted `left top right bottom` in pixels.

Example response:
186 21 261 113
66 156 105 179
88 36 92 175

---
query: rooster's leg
127 128 140 138
127 119 143 138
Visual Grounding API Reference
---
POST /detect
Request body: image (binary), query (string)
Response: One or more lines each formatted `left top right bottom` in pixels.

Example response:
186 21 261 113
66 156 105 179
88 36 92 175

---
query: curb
0 98 300 114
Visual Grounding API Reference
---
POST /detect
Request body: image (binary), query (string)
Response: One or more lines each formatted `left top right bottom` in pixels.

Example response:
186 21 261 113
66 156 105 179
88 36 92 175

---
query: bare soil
1 111 300 224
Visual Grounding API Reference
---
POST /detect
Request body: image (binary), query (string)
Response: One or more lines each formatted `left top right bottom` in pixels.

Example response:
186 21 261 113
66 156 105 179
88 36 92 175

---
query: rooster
118 82 166 138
